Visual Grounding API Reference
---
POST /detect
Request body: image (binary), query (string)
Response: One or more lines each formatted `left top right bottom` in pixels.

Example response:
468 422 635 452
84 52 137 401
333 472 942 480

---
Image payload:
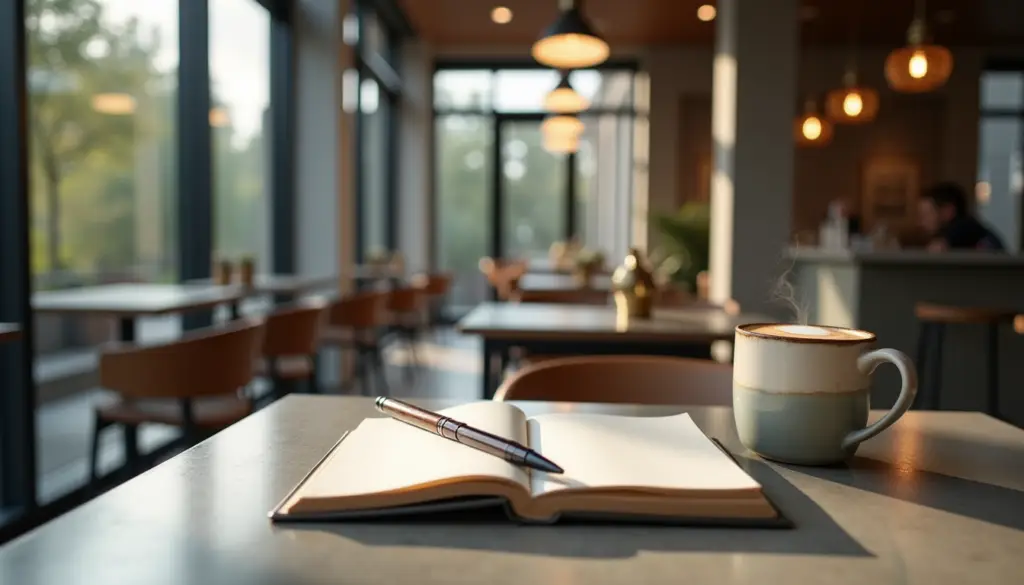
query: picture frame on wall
861 158 920 231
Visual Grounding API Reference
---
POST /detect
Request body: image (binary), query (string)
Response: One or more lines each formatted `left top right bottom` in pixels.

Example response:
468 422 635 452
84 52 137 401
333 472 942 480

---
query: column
709 0 798 315
294 0 355 285
397 39 434 273
294 0 356 388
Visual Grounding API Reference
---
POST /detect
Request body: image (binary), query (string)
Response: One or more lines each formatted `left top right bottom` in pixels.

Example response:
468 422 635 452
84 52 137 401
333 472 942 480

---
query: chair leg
372 346 390 396
987 322 1000 420
123 424 140 473
913 322 930 410
89 412 108 484
928 324 946 410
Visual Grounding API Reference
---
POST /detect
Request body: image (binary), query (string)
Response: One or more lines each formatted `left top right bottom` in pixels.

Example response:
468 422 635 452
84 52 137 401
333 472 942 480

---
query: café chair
410 272 454 333
320 291 390 396
493 355 733 406
253 296 329 402
479 257 526 300
91 317 265 482
914 302 1013 418
515 289 609 305
386 285 429 380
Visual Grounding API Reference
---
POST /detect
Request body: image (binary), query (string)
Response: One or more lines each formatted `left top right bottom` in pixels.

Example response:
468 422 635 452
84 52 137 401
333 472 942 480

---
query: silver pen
374 397 564 474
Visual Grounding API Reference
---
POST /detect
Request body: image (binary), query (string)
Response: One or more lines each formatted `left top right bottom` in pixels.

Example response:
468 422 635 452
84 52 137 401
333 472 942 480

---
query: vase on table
612 248 657 319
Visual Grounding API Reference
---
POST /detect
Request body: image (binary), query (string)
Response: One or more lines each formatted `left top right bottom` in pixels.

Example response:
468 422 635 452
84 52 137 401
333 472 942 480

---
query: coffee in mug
733 323 917 465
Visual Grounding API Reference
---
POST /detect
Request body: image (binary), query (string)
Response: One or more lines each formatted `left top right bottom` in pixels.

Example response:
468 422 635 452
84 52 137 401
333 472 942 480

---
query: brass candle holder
612 247 657 319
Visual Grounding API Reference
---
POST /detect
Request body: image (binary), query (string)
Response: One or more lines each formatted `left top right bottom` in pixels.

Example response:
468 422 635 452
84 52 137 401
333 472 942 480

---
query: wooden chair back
387 286 427 313
516 289 609 305
328 291 389 330
262 296 329 357
494 355 734 406
99 317 265 400
479 257 526 300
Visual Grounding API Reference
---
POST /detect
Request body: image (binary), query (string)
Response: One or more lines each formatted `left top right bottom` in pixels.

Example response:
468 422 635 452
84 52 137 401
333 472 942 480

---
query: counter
788 247 1024 426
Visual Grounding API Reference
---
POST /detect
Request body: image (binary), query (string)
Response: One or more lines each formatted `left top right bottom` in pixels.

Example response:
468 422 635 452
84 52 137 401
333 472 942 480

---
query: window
26 0 180 502
210 0 271 272
27 0 179 289
433 66 639 309
360 76 389 256
977 69 1024 252
353 2 401 261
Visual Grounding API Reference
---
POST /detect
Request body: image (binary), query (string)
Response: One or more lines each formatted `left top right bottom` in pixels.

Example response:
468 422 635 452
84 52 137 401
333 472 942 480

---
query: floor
34 327 484 504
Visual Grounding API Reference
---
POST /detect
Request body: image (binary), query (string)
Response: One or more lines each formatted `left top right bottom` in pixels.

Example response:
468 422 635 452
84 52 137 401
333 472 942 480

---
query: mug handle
840 348 918 451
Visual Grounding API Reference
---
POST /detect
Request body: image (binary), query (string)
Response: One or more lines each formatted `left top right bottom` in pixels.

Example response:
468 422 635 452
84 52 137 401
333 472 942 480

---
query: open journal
270 401 781 525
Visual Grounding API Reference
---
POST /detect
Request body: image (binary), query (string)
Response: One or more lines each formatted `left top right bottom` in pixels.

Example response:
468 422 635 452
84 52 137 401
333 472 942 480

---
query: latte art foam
748 324 872 341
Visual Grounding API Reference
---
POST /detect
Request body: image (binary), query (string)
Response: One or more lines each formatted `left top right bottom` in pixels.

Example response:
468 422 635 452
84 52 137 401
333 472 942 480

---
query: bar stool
914 302 1013 418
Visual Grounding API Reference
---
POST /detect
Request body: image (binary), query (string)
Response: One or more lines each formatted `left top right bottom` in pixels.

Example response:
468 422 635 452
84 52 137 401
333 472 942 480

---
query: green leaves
651 202 711 290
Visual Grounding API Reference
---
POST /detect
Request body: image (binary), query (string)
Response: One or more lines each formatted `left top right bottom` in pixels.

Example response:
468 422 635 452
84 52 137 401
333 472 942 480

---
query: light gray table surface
1 395 1022 584
0 323 20 343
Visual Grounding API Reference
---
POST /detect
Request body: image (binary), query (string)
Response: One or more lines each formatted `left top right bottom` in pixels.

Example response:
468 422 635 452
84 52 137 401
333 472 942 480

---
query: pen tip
526 452 564 474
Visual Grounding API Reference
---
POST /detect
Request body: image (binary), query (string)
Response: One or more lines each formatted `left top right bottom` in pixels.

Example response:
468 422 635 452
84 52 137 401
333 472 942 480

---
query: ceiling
397 0 1024 48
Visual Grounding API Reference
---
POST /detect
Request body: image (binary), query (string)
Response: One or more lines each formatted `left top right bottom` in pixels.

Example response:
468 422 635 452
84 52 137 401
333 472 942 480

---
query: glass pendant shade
543 131 580 154
541 114 584 154
825 73 879 124
794 100 833 147
544 74 589 113
885 18 953 93
531 7 609 69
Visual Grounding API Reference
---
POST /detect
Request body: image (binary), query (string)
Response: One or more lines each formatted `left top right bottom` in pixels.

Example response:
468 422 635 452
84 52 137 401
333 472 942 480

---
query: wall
645 46 986 245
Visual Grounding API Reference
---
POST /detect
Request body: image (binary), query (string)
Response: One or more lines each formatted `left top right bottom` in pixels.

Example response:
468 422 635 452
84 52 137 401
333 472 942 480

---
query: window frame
0 0 297 542
430 62 640 274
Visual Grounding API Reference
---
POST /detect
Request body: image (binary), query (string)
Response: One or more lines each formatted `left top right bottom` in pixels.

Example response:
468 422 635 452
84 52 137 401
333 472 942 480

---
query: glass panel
576 114 632 263
571 70 635 109
26 0 179 502
361 9 389 60
211 0 271 274
434 70 492 110
360 76 389 257
436 115 493 307
493 69 559 113
501 120 567 260
977 117 1023 251
981 72 1024 110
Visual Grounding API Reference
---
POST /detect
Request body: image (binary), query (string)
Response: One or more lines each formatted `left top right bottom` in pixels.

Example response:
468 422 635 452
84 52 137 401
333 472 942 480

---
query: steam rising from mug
770 260 809 325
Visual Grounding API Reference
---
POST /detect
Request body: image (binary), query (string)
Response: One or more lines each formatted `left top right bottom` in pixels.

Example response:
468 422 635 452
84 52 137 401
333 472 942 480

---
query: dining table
33 283 244 342
0 323 20 343
0 394 1020 585
458 302 771 397
186 274 337 302
516 272 613 293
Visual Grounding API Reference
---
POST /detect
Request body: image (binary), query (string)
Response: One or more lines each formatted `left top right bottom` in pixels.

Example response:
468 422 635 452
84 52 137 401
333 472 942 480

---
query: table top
518 273 612 292
187 274 337 295
32 283 245 316
2 395 1021 584
458 302 770 342
0 323 20 343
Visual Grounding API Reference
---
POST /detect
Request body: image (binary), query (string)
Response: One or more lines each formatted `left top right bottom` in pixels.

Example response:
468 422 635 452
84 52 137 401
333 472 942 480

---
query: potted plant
650 202 711 293
572 248 605 287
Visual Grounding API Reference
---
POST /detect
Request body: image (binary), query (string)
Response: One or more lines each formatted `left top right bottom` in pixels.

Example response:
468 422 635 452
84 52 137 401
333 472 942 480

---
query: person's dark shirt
937 215 1005 251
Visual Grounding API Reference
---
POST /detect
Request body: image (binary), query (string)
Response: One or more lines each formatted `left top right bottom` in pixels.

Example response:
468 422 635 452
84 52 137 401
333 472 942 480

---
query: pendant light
826 5 879 124
795 98 833 147
531 0 609 70
885 0 952 93
541 114 584 154
544 71 589 114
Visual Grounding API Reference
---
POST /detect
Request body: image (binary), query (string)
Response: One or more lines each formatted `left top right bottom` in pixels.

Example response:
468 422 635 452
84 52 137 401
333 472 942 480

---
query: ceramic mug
732 323 917 465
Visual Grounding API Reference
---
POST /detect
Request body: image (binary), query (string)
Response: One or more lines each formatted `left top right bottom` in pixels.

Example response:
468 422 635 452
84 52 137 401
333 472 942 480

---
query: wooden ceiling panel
398 0 1024 47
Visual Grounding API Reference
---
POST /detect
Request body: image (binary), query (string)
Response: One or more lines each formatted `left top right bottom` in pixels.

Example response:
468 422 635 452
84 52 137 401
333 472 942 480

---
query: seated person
917 182 1005 251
